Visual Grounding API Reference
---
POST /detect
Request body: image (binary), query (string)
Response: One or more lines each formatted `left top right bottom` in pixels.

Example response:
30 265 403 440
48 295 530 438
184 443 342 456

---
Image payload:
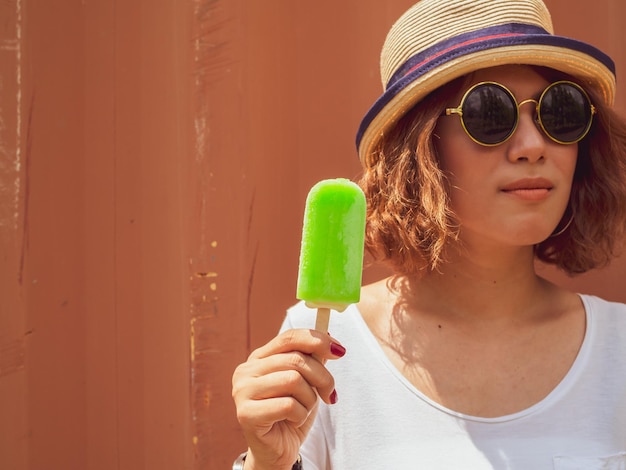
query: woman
232 0 626 468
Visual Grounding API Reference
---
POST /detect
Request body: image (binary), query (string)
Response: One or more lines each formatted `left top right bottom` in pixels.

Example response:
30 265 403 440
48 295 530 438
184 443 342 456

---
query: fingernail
330 342 346 357
330 389 338 404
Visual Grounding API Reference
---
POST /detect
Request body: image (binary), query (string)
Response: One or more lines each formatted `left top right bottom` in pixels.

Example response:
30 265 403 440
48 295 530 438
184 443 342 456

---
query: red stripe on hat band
403 33 524 78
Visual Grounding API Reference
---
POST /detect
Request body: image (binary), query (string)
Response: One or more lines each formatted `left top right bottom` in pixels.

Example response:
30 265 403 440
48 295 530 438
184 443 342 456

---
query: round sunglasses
444 81 596 146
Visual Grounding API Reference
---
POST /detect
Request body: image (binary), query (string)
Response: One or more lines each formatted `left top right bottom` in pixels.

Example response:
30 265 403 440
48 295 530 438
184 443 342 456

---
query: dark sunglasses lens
462 84 517 145
539 83 592 143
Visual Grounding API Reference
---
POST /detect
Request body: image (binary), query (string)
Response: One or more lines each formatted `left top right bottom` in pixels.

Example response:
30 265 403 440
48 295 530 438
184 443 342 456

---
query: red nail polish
330 389 338 404
330 342 346 357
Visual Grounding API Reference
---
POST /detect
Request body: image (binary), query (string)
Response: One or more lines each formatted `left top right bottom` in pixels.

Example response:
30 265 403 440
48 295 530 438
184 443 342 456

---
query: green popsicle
296 178 366 332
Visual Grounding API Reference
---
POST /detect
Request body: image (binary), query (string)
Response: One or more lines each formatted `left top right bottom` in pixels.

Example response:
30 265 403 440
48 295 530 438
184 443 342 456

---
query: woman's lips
500 178 553 201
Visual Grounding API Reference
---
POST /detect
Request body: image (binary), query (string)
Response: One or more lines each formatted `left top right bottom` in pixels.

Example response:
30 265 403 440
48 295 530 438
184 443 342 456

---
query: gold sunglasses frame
444 80 596 146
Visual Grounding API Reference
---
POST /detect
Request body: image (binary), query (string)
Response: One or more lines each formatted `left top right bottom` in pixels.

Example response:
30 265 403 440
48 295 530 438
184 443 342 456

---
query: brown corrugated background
0 1 624 468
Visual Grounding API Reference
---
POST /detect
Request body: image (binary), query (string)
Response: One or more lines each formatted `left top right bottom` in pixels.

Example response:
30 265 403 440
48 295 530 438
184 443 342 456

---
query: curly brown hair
358 76 626 276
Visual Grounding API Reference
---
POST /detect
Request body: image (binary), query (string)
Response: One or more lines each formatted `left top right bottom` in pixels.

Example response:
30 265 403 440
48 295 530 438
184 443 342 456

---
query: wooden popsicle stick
315 307 330 333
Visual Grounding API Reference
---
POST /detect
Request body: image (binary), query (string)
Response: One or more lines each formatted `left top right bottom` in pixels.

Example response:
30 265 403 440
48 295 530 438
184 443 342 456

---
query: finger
249 329 346 362
247 351 323 381
234 354 337 407
237 395 313 430
254 369 319 412
244 351 337 403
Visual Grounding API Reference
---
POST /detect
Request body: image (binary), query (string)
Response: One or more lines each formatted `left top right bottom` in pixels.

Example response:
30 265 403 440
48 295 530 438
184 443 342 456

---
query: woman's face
434 65 578 248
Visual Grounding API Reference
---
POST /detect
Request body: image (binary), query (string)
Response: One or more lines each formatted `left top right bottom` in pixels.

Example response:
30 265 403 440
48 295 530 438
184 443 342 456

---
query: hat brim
357 34 616 167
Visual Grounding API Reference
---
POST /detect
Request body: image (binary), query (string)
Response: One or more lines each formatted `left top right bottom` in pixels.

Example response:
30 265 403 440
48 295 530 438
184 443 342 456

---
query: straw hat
356 0 616 167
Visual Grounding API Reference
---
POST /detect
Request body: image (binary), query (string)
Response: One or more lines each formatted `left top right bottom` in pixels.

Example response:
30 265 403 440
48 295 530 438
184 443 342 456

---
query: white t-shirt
282 294 626 469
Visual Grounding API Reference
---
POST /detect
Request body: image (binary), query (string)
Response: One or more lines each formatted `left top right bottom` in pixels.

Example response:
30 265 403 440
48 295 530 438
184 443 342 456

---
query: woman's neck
398 244 556 324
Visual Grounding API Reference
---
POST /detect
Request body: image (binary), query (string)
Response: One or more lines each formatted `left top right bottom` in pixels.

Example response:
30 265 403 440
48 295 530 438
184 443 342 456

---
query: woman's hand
232 328 346 470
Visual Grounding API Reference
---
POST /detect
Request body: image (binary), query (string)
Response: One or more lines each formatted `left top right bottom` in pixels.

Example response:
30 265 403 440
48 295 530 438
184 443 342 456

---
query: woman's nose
506 100 545 163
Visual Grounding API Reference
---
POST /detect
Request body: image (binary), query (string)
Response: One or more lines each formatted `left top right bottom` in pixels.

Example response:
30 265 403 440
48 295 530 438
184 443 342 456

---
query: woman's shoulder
580 294 626 349
580 293 626 316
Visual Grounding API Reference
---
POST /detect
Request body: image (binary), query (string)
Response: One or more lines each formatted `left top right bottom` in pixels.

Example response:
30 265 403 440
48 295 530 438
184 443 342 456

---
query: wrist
232 451 302 470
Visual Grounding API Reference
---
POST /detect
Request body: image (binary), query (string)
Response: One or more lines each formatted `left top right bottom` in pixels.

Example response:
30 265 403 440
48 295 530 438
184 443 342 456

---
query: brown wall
0 1 624 469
